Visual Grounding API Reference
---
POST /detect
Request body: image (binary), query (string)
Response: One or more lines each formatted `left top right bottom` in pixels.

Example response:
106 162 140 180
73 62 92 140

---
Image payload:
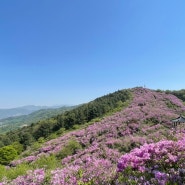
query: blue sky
0 0 185 108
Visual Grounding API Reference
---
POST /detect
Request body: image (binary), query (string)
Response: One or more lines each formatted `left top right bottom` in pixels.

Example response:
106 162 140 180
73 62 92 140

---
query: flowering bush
117 136 185 184
1 169 45 185
51 157 115 185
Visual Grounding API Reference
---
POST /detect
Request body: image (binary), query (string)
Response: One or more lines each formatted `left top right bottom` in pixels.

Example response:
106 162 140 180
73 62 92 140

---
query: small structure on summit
171 115 185 128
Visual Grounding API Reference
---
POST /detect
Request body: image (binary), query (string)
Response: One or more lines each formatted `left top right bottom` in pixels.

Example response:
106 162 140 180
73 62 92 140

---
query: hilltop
0 88 185 184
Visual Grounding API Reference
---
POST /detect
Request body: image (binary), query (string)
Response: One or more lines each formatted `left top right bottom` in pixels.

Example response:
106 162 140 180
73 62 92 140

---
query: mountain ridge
0 105 77 134
0 105 68 120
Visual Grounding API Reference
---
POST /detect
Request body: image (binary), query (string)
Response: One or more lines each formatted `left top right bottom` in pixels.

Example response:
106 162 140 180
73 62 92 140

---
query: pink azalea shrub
117 135 185 184
51 157 115 185
1 169 45 185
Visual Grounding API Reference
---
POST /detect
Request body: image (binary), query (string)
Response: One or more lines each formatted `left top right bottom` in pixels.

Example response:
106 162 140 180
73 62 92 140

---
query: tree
12 142 23 155
19 132 34 149
0 145 17 165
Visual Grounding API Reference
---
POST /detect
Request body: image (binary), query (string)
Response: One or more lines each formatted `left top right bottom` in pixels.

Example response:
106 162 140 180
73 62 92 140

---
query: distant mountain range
0 105 64 120
0 105 77 134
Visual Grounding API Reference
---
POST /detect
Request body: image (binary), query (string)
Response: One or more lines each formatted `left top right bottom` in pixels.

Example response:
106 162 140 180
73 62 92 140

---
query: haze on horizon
0 0 185 109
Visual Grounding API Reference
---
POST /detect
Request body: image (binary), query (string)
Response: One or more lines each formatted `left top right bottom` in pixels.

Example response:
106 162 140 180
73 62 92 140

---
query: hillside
0 89 131 149
0 106 77 134
165 89 185 103
0 88 185 184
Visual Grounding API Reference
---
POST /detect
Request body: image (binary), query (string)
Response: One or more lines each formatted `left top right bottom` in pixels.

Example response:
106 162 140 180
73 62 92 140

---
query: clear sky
0 0 185 108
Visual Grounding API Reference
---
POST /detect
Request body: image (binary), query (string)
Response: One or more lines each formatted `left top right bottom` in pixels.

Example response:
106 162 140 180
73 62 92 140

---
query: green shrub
47 133 57 140
0 145 17 165
12 142 23 155
0 163 30 181
56 139 82 160
0 165 6 180
32 155 59 170
56 128 66 135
